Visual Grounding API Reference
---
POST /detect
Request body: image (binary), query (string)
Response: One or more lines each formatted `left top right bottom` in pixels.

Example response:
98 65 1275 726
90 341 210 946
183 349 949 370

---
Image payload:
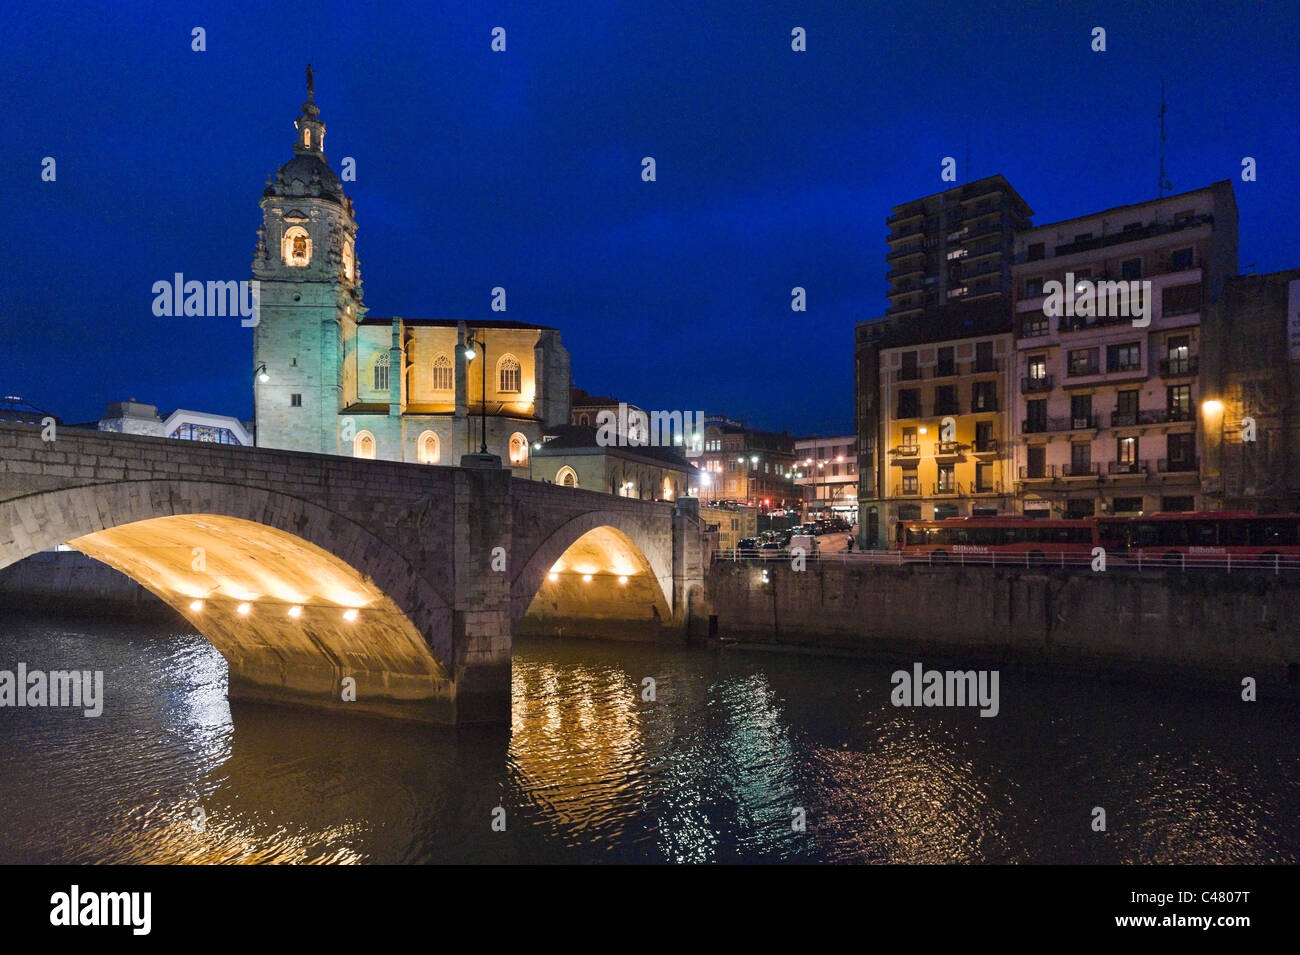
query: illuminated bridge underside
0 424 709 723
520 525 674 639
71 516 449 718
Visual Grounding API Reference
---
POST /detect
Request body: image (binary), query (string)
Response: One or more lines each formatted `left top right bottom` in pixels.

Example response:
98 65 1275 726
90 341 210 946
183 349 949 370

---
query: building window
900 351 919 381
934 503 958 520
1026 445 1046 478
898 504 921 521
354 431 376 460
1170 247 1195 271
1025 399 1047 433
498 355 521 393
934 385 958 416
417 430 440 464
972 380 997 412
936 464 955 493
1107 342 1142 372
1024 277 1044 298
901 470 918 494
509 432 529 465
936 347 955 377
1068 348 1099 377
1121 258 1142 280
1167 432 1195 471
901 426 918 452
432 354 454 391
1161 496 1194 512
975 463 993 493
1027 355 1047 382
898 389 920 418
1167 385 1191 420
1112 497 1143 514
1070 393 1092 428
290 393 302 407
373 353 390 392
1070 443 1092 475
1066 498 1095 518
556 466 578 487
1027 242 1045 262
282 226 312 267
1117 435 1138 467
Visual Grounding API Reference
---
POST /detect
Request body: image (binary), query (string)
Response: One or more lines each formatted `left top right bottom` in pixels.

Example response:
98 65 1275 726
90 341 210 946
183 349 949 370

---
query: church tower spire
294 64 326 157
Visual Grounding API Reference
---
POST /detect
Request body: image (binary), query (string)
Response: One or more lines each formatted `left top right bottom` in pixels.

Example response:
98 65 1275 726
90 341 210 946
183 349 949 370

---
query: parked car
788 533 818 554
736 537 760 556
760 540 784 556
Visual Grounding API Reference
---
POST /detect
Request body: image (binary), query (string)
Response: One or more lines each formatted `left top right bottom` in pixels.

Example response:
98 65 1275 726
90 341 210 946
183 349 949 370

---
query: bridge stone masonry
0 423 710 724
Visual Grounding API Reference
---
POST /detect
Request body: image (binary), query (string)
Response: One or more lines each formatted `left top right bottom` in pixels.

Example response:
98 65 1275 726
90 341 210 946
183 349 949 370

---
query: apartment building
691 416 800 507
858 299 1016 546
1010 181 1238 517
793 435 858 522
886 174 1033 320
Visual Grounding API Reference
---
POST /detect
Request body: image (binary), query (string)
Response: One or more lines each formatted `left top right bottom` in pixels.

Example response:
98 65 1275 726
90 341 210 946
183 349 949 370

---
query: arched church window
373 353 390 392
431 354 454 392
302 127 310 147
557 466 578 488
354 431 376 460
509 433 528 465
498 355 521 393
417 430 440 465
282 226 312 267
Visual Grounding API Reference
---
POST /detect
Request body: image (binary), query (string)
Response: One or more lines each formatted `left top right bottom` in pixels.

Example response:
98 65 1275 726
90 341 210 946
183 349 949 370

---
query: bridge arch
511 509 673 635
0 479 456 719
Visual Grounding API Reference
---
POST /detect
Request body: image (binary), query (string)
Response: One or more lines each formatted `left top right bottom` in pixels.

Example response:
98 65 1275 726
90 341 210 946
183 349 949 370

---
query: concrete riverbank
703 559 1300 695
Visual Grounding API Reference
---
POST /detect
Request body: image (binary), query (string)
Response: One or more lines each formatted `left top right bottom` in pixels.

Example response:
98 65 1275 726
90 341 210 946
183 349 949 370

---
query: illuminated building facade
251 72 570 473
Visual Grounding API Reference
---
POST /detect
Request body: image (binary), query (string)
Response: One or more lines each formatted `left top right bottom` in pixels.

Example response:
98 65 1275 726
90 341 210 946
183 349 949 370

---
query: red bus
894 516 1097 563
1096 511 1300 567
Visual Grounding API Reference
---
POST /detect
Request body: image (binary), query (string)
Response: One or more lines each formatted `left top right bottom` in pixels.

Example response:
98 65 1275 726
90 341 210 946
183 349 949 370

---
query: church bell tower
252 66 364 453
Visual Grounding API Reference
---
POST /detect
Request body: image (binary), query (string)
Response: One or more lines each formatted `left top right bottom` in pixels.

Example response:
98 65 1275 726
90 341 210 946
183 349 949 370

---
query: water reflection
0 615 1297 863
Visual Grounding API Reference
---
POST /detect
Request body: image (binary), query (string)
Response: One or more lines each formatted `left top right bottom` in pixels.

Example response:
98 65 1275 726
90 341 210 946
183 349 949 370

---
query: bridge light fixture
255 363 270 383
761 570 770 583
582 574 592 583
288 605 303 618
548 571 559 581
618 575 628 585
237 602 252 616
189 599 204 612
342 608 359 622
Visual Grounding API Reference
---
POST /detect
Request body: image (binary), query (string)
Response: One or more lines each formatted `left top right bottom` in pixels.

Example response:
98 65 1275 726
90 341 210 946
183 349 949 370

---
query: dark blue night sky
4 0 1297 435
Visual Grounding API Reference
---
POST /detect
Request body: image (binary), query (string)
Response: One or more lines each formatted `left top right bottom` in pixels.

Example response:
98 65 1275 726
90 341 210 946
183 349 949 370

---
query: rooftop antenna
1158 80 1172 197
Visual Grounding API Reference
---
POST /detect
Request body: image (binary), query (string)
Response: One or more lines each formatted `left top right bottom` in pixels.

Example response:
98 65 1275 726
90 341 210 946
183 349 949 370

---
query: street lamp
460 338 488 454
529 440 542 480
254 362 269 383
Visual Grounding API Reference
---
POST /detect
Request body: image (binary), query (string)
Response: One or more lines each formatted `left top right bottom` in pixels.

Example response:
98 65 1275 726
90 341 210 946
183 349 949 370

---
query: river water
0 614 1297 864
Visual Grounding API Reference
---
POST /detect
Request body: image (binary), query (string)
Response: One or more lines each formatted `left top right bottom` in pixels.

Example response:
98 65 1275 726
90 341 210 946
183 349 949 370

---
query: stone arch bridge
0 423 710 724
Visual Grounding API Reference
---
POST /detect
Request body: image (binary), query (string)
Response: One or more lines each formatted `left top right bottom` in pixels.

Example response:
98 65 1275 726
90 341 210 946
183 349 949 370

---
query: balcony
1018 465 1055 480
973 438 999 454
889 221 924 241
932 402 961 417
887 208 924 226
931 482 961 496
1061 462 1101 478
896 405 921 419
1022 415 1097 435
1057 313 1136 333
969 400 999 413
895 368 922 382
892 483 921 497
934 441 964 458
1066 362 1101 378
972 481 1004 495
969 357 1000 374
888 444 921 459
1158 356 1199 377
887 264 925 280
886 245 925 262
1157 457 1199 473
1109 408 1194 426
1108 460 1149 476
1021 375 1053 393
932 362 958 379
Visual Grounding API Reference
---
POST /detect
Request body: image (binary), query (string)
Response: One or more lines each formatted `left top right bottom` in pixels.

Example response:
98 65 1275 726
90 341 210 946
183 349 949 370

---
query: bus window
1218 520 1249 547
1159 522 1189 547
1256 520 1298 547
1188 522 1217 547
1135 523 1159 548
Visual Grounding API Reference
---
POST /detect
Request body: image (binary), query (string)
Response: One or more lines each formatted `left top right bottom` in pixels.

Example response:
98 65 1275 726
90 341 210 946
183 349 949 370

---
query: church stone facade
252 71 570 471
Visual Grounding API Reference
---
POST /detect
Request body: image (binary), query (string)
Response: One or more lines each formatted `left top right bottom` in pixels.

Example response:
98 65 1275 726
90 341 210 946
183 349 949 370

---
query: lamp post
460 338 488 454
529 440 541 480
